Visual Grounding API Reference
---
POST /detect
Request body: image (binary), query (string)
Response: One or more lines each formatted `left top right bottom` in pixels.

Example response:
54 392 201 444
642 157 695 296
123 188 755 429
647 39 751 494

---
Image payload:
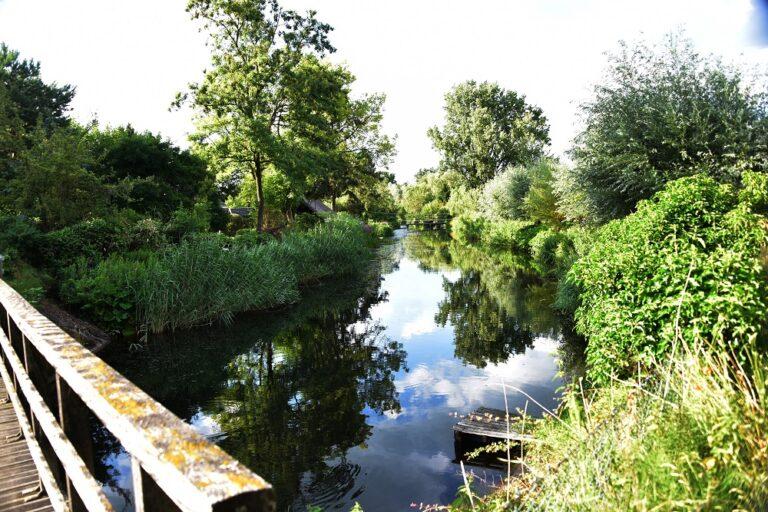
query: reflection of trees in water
405 233 583 370
97 275 405 511
435 270 535 367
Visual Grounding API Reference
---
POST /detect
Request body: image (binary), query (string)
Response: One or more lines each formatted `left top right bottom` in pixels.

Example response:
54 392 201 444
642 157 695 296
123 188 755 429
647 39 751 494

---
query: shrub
232 228 274 248
479 165 531 220
290 213 321 232
569 174 768 383
164 202 211 241
480 220 539 252
61 256 142 333
451 214 487 244
128 218 167 251
43 218 129 269
369 221 394 238
529 228 574 277
0 215 42 261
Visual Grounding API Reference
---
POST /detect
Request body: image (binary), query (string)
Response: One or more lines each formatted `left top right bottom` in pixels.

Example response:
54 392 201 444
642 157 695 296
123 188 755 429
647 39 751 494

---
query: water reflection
99 231 582 511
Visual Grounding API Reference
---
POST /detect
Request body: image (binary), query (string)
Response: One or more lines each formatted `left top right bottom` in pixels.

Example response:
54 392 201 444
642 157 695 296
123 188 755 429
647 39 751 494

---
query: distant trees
428 81 550 188
571 34 768 221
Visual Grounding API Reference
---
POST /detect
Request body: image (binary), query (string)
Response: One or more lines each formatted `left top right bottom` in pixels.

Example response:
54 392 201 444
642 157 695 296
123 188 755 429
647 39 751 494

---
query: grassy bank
62 214 374 335
453 340 768 511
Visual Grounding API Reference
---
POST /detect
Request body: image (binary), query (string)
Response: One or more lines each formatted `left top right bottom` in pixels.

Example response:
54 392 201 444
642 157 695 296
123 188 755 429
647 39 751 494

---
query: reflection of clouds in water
190 409 221 437
394 338 562 412
401 308 438 339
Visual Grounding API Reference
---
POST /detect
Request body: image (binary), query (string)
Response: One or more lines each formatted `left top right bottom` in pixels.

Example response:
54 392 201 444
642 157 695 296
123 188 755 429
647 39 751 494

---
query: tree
87 126 211 219
307 91 395 210
428 81 550 188
0 44 74 132
180 0 337 232
0 82 24 210
571 33 768 221
15 126 107 230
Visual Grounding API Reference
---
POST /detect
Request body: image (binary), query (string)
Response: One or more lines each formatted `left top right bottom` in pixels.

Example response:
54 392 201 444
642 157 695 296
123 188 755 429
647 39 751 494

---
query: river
96 229 582 511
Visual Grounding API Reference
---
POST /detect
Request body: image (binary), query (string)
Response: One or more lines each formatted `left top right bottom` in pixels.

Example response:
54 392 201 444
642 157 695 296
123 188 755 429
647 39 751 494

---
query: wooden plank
452 407 534 442
0 378 56 512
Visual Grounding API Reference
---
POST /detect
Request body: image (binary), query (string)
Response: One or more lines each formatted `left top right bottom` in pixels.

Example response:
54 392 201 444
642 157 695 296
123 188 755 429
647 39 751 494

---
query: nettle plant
569 172 768 384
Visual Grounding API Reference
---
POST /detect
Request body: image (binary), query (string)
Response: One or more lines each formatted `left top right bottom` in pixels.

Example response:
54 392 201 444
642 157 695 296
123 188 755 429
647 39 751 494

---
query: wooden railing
0 279 275 511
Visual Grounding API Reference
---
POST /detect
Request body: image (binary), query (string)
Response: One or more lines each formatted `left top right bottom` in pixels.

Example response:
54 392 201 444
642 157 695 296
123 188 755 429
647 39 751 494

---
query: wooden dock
0 378 53 512
453 407 533 442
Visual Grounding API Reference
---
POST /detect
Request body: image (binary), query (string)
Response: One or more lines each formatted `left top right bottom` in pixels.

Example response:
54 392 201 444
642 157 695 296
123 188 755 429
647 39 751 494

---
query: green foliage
452 344 768 511
739 170 768 214
429 81 550 187
525 159 563 226
43 217 130 269
369 221 394 238
0 214 42 260
480 220 539 252
0 43 74 132
65 214 372 333
164 202 212 241
15 125 107 230
87 125 211 219
529 228 574 277
451 213 487 245
479 165 531 220
569 174 768 383
571 34 768 221
61 257 142 333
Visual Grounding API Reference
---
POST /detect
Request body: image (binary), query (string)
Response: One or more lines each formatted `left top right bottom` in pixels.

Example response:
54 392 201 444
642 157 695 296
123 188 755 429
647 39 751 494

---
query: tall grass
453 339 768 511
66 214 374 334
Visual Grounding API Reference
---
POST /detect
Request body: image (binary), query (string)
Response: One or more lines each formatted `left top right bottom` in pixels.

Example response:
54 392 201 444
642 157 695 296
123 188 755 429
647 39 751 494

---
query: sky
0 0 766 183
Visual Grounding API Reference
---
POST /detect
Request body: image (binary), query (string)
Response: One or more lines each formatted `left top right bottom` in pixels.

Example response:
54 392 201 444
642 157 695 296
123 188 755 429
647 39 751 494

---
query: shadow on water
96 230 584 511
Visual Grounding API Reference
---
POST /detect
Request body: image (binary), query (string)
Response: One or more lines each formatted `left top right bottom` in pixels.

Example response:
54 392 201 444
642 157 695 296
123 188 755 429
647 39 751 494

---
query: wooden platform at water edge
453 407 534 442
0 378 53 512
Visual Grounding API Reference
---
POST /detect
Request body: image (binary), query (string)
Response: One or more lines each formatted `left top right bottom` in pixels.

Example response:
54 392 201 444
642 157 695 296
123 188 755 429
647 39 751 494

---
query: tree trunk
331 191 337 211
255 165 265 232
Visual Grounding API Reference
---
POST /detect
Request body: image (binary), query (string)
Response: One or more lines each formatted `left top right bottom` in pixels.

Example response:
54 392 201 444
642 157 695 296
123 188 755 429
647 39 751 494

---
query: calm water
97 230 581 511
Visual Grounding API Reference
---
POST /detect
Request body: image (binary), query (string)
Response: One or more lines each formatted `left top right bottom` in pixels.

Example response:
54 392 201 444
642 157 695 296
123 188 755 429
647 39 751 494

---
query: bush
480 220 539 252
164 202 211 241
569 174 768 383
369 221 394 238
0 215 42 261
451 214 487 244
529 228 576 277
290 213 321 232
43 218 130 269
479 165 531 220
232 228 274 248
128 218 167 251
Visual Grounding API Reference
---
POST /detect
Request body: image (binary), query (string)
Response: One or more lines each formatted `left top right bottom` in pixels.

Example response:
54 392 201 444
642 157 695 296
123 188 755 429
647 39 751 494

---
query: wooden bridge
404 217 450 230
0 279 275 512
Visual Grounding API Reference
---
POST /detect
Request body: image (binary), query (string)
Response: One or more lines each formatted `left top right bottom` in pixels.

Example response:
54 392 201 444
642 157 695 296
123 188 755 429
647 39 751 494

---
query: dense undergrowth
59 214 373 335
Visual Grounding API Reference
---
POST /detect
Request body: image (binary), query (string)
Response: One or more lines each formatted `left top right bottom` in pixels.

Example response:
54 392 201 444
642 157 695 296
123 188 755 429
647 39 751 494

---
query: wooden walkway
0 379 53 512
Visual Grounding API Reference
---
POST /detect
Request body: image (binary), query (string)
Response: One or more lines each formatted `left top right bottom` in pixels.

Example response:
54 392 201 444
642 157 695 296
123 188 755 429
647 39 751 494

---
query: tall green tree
180 0 337 231
0 44 74 131
307 91 395 210
428 81 550 188
571 34 768 221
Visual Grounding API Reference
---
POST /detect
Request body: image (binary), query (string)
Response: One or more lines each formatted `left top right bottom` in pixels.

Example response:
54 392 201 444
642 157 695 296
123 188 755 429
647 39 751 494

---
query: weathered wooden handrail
0 279 275 511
